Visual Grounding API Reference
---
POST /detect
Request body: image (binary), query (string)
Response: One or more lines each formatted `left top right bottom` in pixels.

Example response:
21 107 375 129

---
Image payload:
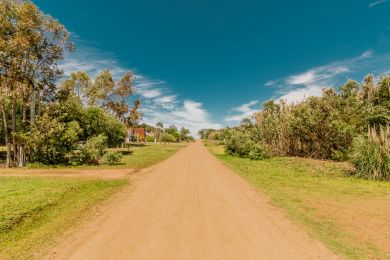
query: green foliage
351 127 390 181
208 130 224 140
224 130 271 160
161 133 176 143
202 75 390 180
146 135 155 142
81 107 126 147
26 97 125 166
27 113 83 164
104 151 123 165
164 125 180 141
67 134 107 166
198 128 217 139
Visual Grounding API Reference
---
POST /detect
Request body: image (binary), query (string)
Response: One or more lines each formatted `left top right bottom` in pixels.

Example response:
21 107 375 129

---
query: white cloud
142 100 222 135
60 47 128 80
224 100 259 123
60 42 219 136
278 85 323 104
223 49 384 123
369 0 389 7
267 50 374 103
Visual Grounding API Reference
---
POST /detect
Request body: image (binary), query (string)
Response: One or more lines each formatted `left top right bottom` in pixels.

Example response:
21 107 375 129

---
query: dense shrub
161 133 176 143
351 127 390 181
67 134 107 165
247 142 272 160
27 114 83 164
104 151 123 165
26 97 126 165
224 130 271 160
81 107 126 147
208 130 224 140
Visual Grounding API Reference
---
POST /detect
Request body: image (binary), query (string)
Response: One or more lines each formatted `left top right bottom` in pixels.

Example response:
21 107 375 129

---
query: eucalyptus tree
107 71 134 122
86 69 115 107
0 0 72 167
127 99 142 128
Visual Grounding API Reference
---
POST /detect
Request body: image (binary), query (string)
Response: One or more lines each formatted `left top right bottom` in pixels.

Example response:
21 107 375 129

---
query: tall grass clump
351 126 390 181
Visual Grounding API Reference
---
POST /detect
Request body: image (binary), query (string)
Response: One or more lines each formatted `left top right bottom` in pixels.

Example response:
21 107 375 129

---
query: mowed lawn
25 142 187 169
0 176 127 259
206 141 390 260
106 142 187 169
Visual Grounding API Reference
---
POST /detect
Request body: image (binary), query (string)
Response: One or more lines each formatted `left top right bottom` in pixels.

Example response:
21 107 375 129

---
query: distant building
126 128 146 143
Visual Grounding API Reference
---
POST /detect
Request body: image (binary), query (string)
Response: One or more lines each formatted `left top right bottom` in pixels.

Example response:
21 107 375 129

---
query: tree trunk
11 97 17 162
18 145 25 167
1 102 11 168
36 88 41 118
30 88 36 125
19 107 27 167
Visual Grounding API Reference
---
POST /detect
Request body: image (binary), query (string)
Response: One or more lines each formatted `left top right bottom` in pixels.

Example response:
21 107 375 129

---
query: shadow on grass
120 151 133 155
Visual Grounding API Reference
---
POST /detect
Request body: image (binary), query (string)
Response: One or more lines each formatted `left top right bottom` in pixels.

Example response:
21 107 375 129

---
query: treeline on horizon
200 75 390 181
0 1 192 168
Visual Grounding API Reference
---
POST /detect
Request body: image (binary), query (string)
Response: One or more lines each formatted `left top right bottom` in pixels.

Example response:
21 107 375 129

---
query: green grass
206 141 390 260
0 176 127 259
27 142 187 169
107 142 187 169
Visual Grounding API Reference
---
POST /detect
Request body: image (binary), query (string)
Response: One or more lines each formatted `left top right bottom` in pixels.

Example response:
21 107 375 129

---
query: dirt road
48 141 336 259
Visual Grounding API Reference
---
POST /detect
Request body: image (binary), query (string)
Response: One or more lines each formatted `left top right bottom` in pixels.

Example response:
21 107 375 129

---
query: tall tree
86 69 114 107
0 0 72 167
127 99 142 128
107 71 134 122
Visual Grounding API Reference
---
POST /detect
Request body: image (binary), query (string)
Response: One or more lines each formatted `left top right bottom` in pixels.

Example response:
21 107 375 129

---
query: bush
67 134 108 165
248 142 272 160
81 107 126 147
161 133 176 143
146 136 155 142
224 130 271 160
208 131 224 140
350 127 390 181
104 152 123 165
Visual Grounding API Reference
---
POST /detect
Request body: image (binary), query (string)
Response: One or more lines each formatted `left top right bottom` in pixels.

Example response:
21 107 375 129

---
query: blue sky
34 0 390 134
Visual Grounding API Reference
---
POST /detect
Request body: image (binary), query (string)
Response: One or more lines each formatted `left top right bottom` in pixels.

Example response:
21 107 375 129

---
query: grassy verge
205 141 390 260
27 142 187 170
106 142 187 169
0 176 127 259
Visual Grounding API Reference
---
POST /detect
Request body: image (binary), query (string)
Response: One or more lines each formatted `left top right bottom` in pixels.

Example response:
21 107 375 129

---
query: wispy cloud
224 100 259 122
60 41 219 135
369 0 390 8
60 46 128 80
224 49 390 126
266 50 375 103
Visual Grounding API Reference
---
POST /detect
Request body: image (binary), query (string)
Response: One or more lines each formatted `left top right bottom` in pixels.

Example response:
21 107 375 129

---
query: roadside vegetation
0 1 193 169
24 143 186 170
201 75 389 258
0 176 127 259
206 141 390 259
200 75 390 180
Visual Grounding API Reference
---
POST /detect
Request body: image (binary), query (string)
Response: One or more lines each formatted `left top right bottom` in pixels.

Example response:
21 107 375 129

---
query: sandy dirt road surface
47 141 336 260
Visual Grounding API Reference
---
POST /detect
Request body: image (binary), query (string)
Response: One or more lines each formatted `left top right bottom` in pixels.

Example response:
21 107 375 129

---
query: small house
126 128 146 143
